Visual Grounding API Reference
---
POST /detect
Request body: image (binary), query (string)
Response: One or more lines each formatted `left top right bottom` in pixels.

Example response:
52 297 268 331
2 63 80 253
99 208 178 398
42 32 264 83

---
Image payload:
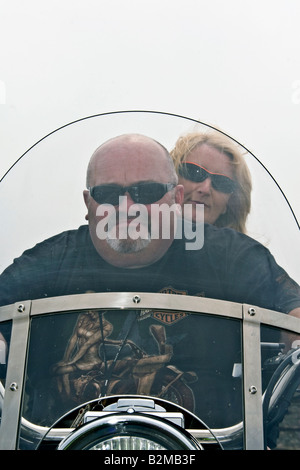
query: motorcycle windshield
0 111 299 285
0 111 299 450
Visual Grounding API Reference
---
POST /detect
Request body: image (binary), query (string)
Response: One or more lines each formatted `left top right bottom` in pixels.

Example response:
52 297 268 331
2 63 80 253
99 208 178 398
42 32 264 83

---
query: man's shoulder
203 224 266 249
17 225 91 259
185 224 264 255
39 225 89 245
170 224 266 267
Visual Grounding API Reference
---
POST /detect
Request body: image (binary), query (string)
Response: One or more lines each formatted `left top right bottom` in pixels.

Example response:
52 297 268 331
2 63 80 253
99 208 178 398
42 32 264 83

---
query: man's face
83 136 183 268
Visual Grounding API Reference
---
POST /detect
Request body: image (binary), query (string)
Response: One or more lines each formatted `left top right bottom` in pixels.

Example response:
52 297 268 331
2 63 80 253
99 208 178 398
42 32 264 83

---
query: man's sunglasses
178 162 237 194
89 182 176 205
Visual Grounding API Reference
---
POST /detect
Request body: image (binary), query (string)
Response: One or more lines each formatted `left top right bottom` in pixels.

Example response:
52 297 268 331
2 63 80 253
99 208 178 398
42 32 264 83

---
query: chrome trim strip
1 293 299 331
249 305 300 333
0 302 15 322
242 305 264 449
29 292 243 319
0 301 31 450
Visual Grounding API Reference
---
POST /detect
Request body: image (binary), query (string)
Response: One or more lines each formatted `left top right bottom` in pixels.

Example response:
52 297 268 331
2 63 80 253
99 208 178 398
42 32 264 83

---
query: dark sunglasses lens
91 186 121 205
179 164 207 182
211 175 236 193
179 163 235 193
129 183 169 204
91 183 171 205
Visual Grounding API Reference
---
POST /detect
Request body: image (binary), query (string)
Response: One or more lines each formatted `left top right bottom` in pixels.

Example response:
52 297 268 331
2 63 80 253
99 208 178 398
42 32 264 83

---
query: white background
0 0 299 278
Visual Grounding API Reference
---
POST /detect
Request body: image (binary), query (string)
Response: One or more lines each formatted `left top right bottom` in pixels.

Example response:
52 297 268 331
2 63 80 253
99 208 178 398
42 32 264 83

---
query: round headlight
88 435 166 451
57 413 203 451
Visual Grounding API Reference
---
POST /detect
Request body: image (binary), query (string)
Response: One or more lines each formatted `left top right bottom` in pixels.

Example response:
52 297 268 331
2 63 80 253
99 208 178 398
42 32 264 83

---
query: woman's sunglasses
89 182 176 206
178 162 237 194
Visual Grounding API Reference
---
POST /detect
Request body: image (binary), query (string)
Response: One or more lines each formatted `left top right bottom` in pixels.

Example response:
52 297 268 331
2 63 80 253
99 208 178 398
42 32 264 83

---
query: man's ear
83 190 90 220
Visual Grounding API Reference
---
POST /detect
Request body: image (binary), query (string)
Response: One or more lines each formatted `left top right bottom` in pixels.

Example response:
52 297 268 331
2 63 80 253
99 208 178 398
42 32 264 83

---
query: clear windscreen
0 111 299 450
0 111 299 284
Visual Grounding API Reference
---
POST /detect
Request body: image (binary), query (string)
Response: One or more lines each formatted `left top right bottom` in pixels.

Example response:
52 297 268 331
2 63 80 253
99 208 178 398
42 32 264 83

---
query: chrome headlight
57 412 203 451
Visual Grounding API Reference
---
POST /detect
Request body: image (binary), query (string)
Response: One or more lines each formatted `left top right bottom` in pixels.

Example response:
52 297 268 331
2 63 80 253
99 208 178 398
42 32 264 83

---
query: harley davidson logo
159 286 187 296
150 286 190 324
152 311 188 325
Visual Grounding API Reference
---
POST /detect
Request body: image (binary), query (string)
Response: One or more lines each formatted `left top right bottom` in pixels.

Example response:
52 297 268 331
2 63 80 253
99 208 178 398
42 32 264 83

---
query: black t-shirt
0 223 299 312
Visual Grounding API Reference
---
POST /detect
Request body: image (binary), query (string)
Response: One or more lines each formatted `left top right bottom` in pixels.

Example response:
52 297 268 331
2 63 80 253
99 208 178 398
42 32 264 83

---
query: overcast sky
0 0 299 278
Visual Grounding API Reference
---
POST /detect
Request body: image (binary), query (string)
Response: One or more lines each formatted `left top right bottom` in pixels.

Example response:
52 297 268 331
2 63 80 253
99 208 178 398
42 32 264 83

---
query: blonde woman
170 131 252 233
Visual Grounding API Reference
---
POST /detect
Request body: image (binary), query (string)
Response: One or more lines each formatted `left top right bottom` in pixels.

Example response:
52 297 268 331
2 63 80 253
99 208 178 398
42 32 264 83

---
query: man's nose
118 193 135 211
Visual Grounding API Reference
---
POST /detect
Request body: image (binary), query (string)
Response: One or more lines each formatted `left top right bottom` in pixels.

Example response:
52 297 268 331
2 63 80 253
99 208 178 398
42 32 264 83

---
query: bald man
83 134 184 268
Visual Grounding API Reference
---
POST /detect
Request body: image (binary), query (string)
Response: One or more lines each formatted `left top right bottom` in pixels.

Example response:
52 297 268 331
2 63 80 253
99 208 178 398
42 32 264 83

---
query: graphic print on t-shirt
50 308 197 414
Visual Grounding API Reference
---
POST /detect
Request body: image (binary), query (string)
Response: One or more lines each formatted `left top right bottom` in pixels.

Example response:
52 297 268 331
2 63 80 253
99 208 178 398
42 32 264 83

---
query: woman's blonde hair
170 131 252 233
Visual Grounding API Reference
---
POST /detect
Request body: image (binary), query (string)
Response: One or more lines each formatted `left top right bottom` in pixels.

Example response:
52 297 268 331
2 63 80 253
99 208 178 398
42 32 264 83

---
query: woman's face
178 144 234 224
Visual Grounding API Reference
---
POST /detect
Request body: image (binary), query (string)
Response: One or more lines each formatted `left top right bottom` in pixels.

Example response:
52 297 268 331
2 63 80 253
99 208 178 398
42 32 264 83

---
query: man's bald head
86 134 177 188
